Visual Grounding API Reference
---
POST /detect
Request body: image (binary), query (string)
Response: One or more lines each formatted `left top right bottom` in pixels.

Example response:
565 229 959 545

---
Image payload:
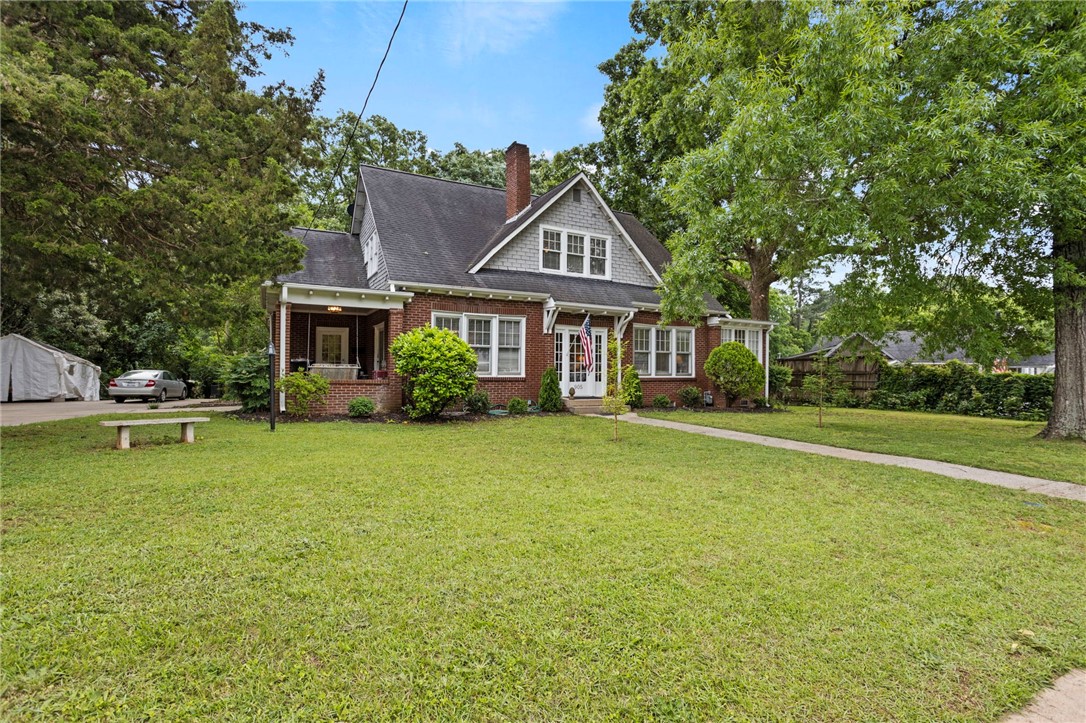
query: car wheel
158 389 168 403
180 386 189 401
114 397 125 404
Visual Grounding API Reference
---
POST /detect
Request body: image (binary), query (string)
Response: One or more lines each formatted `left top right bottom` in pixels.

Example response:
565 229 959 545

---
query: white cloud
440 1 566 64
580 102 603 136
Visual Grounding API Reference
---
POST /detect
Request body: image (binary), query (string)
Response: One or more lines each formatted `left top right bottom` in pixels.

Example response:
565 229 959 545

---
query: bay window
634 325 695 378
432 312 524 377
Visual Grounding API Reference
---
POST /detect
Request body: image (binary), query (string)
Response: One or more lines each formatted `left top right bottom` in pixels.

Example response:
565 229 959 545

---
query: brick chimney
505 141 531 219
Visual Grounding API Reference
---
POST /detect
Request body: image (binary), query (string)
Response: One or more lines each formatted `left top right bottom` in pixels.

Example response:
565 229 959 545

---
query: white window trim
315 326 349 364
633 324 696 378
373 322 387 371
431 311 526 378
721 326 763 363
538 226 611 280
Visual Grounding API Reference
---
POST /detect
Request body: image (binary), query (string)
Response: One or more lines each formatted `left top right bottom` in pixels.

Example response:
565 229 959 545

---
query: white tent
0 334 101 402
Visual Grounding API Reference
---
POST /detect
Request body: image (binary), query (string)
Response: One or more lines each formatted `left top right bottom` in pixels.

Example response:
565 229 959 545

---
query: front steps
564 397 604 415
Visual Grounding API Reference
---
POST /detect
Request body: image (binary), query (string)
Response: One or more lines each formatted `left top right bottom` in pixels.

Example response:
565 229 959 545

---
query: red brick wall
309 379 396 415
617 310 722 407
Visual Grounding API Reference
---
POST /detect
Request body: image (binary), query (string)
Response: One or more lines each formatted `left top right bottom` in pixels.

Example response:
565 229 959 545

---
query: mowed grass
641 406 1086 485
2 414 1084 720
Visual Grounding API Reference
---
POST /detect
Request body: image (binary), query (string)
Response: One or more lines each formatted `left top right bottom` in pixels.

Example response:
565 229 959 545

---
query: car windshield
119 370 159 378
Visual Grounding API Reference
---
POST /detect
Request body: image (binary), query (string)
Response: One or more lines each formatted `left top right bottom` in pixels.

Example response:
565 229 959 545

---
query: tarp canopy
0 334 101 401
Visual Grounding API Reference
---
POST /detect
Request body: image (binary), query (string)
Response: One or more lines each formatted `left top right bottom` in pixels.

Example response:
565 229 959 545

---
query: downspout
764 328 770 399
279 285 288 412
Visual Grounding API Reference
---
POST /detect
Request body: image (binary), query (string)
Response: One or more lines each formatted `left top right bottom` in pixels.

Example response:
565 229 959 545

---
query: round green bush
705 342 764 406
538 367 563 412
652 394 672 409
274 370 331 418
390 326 478 419
347 395 376 418
507 397 528 415
464 389 490 414
678 385 701 408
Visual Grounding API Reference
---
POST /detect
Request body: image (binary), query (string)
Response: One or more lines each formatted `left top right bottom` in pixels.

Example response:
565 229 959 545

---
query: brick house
263 143 773 414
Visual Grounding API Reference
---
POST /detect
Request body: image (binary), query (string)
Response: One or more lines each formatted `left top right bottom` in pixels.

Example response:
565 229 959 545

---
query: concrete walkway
622 414 1086 502
1001 669 1085 723
0 399 240 427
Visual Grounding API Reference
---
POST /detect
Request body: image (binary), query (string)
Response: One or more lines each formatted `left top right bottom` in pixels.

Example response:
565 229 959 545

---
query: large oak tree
601 0 1083 439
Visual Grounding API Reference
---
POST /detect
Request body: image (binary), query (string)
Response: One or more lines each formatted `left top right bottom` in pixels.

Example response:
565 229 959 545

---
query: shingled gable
467 172 663 284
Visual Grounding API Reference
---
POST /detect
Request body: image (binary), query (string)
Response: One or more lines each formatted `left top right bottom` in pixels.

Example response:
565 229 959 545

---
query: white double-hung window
633 325 695 378
539 227 609 279
432 312 525 377
722 327 762 361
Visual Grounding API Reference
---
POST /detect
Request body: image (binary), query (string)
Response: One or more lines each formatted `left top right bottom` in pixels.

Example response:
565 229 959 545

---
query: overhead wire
302 0 409 243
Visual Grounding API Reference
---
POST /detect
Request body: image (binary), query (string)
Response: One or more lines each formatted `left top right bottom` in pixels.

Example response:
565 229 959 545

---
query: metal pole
268 342 276 432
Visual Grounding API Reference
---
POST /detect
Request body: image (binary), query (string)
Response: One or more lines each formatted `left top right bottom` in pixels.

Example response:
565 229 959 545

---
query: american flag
579 314 594 372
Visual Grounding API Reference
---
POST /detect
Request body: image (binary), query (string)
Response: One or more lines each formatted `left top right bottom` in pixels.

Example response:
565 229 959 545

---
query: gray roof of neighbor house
780 331 974 364
1009 352 1055 368
280 165 725 313
279 227 368 289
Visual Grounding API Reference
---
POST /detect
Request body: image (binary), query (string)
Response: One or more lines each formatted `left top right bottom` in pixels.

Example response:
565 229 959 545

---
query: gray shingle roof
281 165 724 314
781 331 973 364
279 228 367 288
1009 352 1055 367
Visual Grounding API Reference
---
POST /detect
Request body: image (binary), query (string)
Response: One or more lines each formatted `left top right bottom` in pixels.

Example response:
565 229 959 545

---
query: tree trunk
1043 222 1086 440
744 249 776 321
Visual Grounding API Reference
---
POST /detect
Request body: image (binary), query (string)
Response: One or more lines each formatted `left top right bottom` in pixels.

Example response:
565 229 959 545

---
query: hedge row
868 360 1053 421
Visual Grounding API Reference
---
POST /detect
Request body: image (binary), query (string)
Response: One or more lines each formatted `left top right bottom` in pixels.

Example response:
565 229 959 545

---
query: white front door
555 326 607 397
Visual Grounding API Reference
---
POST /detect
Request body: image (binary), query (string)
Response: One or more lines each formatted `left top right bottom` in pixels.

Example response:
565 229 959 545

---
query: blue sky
237 1 637 156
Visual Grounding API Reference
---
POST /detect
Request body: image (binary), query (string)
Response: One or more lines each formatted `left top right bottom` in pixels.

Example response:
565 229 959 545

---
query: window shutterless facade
722 327 762 361
432 312 525 377
539 226 609 279
633 325 695 378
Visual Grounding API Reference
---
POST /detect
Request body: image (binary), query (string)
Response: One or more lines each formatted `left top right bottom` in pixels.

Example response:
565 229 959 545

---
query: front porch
266 282 413 413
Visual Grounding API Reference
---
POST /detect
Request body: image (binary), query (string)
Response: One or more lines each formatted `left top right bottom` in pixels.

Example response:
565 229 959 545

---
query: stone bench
99 417 210 450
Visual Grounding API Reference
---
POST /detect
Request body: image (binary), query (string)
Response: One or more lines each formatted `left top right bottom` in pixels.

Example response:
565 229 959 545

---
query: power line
303 0 408 242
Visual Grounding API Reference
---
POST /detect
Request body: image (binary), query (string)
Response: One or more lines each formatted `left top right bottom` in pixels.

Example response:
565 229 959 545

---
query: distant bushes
869 361 1052 421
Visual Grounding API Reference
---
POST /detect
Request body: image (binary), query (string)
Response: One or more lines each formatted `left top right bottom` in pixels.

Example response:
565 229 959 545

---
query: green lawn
2 414 1084 720
640 406 1086 485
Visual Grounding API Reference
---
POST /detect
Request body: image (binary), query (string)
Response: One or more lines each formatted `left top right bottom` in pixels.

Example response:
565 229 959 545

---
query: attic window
539 227 610 279
572 188 582 203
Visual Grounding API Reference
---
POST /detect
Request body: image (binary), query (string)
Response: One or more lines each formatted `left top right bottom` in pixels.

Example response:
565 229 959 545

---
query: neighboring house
777 331 974 397
1005 352 1055 376
263 142 773 413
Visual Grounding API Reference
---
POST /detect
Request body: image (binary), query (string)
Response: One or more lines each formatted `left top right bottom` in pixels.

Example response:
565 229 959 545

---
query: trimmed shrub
507 397 528 414
768 364 793 398
464 389 490 414
347 395 376 418
275 370 330 417
870 360 1053 421
538 367 563 412
652 394 672 409
705 342 764 406
391 326 478 419
222 352 270 412
678 385 702 408
621 365 643 408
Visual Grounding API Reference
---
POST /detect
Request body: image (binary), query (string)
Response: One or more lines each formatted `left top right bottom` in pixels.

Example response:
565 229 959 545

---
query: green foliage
464 389 491 415
275 371 330 418
538 367 563 412
871 362 1054 422
1 1 321 334
801 353 849 426
222 353 271 413
768 365 793 399
678 386 702 408
621 365 643 409
347 396 376 418
652 394 672 409
390 326 477 420
704 343 764 406
602 332 631 440
507 397 529 415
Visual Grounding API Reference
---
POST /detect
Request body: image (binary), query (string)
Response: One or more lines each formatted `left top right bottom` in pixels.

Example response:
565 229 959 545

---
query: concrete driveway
0 399 240 426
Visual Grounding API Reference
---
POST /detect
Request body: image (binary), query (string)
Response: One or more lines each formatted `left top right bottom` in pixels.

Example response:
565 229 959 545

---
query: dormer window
539 226 610 279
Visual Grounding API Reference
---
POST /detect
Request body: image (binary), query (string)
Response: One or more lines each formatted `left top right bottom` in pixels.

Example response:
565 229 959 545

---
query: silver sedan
107 370 189 403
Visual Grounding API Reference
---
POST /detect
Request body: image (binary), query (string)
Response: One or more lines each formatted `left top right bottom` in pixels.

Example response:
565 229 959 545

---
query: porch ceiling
272 282 413 310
